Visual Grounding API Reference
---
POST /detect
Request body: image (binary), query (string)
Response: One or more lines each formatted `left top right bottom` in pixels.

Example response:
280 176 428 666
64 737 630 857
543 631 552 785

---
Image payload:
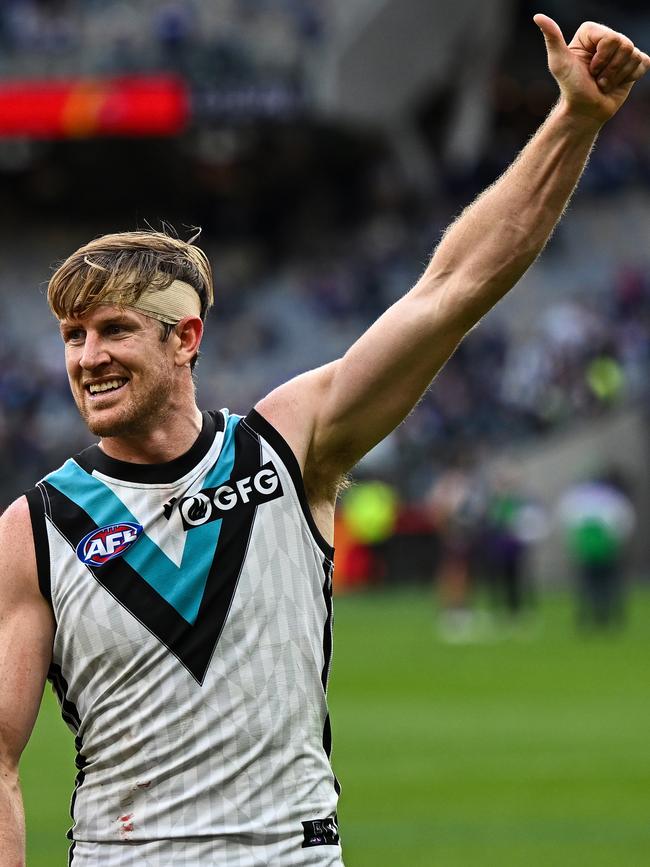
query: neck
98 403 204 464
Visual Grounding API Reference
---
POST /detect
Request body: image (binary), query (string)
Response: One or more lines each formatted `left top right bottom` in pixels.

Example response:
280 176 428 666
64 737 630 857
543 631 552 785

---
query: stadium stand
1 189 649 506
0 0 649 577
0 0 330 98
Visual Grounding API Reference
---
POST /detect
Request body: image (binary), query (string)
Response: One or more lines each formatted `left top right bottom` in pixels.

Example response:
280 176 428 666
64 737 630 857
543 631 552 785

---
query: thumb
534 13 567 61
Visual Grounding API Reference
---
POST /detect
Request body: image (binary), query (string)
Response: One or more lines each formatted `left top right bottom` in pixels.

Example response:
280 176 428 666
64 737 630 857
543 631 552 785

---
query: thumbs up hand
534 13 650 124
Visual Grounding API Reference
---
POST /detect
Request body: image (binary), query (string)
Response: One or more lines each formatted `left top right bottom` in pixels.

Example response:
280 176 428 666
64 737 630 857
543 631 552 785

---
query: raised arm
0 498 55 866
257 16 650 494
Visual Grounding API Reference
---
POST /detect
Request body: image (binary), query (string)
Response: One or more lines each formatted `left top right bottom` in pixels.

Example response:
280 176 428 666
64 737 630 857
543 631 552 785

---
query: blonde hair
48 229 214 322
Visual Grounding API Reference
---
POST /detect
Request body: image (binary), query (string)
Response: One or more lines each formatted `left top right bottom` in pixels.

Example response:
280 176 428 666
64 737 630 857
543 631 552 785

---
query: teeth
89 379 126 394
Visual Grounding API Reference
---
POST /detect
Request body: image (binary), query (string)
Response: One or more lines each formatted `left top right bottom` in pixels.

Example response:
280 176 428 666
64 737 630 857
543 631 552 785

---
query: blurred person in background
558 467 636 629
340 479 399 586
0 14 648 867
482 463 547 630
427 456 486 642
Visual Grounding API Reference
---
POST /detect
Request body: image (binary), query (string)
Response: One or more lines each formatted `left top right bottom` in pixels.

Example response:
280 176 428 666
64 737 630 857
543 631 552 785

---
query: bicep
313 284 466 472
257 284 467 485
0 499 54 769
319 293 464 450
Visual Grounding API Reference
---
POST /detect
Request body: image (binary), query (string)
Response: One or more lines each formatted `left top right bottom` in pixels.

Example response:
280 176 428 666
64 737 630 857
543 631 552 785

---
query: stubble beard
77 368 176 439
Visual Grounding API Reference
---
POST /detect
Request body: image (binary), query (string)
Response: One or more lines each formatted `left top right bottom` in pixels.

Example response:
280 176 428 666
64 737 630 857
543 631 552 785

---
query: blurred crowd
0 0 328 93
207 192 650 502
393 263 650 494
1 192 649 505
0 0 649 600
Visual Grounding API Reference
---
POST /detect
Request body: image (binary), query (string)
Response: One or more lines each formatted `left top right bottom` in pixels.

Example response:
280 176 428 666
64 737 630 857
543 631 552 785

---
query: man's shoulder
0 495 31 529
253 363 337 468
1 494 47 555
0 496 40 595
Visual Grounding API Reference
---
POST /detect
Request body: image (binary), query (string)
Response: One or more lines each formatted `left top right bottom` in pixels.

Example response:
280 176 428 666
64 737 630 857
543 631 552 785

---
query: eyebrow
60 321 82 335
60 312 139 333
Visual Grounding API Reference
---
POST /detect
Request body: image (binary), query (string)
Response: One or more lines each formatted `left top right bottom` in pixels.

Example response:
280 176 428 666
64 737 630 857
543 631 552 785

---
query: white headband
126 279 202 325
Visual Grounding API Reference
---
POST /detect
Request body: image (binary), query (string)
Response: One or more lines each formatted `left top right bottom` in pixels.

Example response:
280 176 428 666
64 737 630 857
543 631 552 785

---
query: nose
79 332 111 370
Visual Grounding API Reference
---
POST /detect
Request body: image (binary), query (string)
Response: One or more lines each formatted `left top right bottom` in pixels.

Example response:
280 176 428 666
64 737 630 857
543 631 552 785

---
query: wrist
552 97 605 138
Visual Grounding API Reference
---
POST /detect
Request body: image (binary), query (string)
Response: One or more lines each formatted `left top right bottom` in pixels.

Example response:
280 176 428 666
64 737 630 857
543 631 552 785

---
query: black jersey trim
320 558 334 692
320 557 341 796
243 409 335 560
49 662 82 733
67 734 88 852
72 410 223 483
24 485 52 606
322 713 341 796
46 662 86 859
41 419 261 685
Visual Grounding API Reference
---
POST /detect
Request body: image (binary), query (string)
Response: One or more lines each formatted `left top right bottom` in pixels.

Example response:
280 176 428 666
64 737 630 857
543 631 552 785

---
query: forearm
0 766 25 867
0 500 57 867
421 98 601 328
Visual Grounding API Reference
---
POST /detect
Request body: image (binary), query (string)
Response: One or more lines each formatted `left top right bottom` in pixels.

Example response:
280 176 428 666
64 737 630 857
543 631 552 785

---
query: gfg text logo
179 463 283 529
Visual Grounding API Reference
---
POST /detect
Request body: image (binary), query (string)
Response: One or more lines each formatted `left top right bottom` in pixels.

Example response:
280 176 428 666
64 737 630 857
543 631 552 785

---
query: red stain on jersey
118 812 135 837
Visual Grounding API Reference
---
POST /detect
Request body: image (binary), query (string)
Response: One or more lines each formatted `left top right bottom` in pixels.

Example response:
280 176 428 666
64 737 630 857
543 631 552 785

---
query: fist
534 14 650 124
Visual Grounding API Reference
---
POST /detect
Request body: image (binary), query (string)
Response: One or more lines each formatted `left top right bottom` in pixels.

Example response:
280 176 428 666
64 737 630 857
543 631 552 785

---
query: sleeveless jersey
25 409 343 866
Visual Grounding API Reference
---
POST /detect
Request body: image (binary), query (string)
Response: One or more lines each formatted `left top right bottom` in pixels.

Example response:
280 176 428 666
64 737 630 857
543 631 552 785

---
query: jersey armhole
24 485 52 606
243 408 335 562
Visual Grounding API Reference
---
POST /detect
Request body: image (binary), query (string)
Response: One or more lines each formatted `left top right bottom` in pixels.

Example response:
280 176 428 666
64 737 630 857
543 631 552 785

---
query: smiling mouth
86 378 128 397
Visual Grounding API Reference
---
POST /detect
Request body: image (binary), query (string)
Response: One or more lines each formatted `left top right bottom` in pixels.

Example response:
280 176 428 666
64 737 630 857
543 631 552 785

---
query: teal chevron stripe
45 413 241 625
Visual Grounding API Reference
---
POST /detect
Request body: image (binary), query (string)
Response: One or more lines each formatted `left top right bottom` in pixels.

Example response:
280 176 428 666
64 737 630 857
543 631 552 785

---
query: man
0 14 648 867
558 469 636 629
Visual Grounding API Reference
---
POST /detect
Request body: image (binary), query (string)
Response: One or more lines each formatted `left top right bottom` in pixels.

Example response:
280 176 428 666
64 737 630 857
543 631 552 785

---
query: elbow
413 271 487 336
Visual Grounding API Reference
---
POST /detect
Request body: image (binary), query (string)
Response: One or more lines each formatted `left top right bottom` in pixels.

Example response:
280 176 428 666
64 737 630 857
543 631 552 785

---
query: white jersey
26 409 342 866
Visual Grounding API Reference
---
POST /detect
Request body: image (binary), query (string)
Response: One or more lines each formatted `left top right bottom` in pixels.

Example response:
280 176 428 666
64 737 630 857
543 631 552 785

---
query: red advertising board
0 75 189 138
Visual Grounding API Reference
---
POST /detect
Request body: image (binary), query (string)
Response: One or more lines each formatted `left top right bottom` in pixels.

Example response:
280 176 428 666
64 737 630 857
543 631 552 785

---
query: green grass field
22 588 650 866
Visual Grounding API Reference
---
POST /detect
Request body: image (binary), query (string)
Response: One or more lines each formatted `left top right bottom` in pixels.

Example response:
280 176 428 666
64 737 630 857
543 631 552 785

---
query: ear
173 316 204 367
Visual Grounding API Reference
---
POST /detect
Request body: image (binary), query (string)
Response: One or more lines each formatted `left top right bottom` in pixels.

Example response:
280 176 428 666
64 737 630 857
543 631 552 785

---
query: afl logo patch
76 522 143 566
